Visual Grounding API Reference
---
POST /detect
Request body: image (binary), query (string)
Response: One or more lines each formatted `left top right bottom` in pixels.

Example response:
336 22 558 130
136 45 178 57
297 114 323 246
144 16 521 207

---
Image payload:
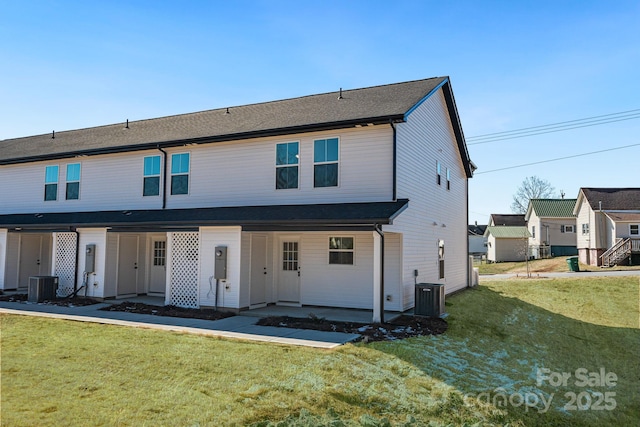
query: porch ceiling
0 199 409 231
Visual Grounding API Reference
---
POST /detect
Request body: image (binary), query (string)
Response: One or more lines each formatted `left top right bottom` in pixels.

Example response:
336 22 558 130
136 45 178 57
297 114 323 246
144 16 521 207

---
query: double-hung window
329 237 354 265
561 225 575 233
631 224 639 235
314 138 339 187
446 168 451 190
66 163 81 200
44 165 59 201
276 142 299 189
582 223 589 235
171 153 190 195
143 156 161 196
436 161 442 185
438 240 445 279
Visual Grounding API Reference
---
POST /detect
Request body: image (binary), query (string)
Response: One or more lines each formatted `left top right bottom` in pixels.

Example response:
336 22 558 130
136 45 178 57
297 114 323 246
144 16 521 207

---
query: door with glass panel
278 237 300 304
149 237 167 295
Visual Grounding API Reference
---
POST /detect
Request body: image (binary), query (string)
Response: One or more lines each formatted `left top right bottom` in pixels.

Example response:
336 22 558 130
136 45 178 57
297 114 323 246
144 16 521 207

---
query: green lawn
2 276 639 426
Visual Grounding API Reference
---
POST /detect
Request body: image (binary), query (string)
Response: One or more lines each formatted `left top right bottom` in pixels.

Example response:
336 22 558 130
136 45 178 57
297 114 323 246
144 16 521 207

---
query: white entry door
117 235 139 296
149 237 167 295
250 235 268 306
278 237 300 304
18 234 43 289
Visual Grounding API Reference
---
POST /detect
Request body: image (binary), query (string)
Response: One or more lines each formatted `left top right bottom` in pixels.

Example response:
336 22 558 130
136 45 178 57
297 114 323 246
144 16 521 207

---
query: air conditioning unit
415 283 445 317
28 276 59 303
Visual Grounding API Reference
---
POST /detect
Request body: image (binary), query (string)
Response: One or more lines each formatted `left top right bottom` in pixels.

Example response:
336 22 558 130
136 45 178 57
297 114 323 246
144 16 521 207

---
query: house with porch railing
573 188 640 267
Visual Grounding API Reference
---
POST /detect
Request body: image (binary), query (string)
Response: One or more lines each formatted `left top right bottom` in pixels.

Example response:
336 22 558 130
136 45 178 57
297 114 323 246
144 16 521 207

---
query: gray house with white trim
0 77 475 321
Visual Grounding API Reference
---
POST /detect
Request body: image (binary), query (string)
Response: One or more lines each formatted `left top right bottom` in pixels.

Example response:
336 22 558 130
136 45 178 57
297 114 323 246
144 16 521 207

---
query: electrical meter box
85 244 96 273
214 246 227 280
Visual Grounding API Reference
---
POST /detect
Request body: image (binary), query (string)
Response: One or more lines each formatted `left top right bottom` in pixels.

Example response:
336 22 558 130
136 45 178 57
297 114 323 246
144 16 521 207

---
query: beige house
484 226 531 262
573 188 640 266
525 199 577 259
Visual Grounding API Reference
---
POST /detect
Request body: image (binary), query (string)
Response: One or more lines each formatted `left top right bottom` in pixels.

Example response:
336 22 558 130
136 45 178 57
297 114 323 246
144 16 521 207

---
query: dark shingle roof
468 224 487 235
490 214 526 226
0 200 409 230
0 77 450 163
529 199 577 218
580 188 640 211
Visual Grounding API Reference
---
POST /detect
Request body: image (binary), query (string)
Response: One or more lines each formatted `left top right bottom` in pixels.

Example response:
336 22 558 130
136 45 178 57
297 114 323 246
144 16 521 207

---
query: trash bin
566 256 580 272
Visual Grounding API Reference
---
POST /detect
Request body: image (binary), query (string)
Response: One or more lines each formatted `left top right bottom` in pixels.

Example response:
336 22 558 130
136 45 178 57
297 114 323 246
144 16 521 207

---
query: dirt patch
0 293 99 307
100 302 235 321
256 314 448 342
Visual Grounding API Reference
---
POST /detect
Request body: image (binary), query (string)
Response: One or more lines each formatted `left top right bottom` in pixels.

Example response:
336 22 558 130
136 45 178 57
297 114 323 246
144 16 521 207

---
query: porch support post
373 225 384 323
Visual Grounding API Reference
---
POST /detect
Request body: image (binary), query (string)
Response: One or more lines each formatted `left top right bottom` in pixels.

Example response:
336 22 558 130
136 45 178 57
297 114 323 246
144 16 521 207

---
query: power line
474 143 640 175
466 109 640 145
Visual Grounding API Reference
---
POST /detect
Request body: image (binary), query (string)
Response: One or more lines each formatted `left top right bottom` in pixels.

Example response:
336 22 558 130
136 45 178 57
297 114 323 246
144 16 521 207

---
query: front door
149 237 167 295
18 234 42 289
117 235 139 296
250 234 268 307
278 237 300 304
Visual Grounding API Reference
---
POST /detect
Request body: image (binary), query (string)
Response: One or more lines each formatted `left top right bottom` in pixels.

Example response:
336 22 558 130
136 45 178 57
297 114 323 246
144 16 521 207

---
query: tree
511 176 555 214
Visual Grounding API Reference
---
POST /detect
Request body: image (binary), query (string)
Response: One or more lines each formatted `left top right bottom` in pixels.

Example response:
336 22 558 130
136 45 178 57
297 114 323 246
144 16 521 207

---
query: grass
2 276 639 426
477 256 640 275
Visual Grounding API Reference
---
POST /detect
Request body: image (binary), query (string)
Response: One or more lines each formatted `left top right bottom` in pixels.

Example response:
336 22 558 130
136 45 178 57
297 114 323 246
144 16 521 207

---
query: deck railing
601 238 632 267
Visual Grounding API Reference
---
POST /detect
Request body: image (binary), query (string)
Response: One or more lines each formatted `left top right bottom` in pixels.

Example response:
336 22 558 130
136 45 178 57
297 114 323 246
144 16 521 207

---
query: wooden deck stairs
601 238 640 267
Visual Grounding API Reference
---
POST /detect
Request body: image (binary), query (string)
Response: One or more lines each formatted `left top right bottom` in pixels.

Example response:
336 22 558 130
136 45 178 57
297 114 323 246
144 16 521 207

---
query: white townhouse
0 77 475 321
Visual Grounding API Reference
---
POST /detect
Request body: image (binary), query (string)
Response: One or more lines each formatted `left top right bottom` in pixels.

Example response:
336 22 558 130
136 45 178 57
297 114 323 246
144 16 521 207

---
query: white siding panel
4 232 20 289
199 227 242 309
0 229 7 289
386 89 469 307
383 232 403 312
1 127 392 215
239 232 251 308
104 232 119 298
300 232 374 309
76 228 108 298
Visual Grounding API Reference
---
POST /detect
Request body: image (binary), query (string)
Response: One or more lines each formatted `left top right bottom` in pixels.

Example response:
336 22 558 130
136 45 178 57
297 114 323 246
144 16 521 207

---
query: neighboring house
525 198 577 259
468 223 487 257
573 188 640 266
0 77 475 322
484 226 531 262
489 214 526 227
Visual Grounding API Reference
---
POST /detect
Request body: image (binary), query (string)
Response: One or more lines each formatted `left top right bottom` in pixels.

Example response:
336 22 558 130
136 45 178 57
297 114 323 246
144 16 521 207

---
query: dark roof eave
0 115 406 165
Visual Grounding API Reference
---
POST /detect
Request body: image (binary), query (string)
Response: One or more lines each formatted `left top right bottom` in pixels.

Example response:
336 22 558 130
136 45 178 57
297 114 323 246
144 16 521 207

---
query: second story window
314 138 339 187
276 142 299 189
143 156 161 196
66 163 81 200
171 153 190 195
44 165 59 201
436 161 441 185
446 168 451 190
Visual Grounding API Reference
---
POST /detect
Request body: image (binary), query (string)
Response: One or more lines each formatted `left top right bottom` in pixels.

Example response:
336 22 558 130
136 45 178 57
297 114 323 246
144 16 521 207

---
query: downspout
157 145 168 209
390 121 397 201
374 224 385 324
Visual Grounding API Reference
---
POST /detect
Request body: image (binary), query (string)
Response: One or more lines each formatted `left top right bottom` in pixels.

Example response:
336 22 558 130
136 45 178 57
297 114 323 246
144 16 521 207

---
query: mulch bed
100 302 235 321
257 314 448 342
0 293 99 307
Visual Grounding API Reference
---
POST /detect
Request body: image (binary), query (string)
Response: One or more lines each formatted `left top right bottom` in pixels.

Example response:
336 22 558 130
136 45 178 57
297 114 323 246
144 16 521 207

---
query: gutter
374 224 385 324
157 145 168 209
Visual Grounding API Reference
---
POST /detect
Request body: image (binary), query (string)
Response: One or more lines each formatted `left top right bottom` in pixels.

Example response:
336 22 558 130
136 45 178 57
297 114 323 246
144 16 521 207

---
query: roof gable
484 226 531 238
489 214 526 226
576 188 640 212
526 199 577 219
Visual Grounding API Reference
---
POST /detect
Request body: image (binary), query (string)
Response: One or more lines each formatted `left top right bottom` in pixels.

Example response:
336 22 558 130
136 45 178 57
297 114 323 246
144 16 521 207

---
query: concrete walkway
0 300 361 349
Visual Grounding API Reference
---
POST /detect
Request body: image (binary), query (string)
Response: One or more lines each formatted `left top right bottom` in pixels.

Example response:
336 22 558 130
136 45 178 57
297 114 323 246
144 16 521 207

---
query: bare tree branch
511 176 556 214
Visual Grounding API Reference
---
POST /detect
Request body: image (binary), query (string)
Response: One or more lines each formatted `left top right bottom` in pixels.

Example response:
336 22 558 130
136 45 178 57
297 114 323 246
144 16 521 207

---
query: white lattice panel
55 233 78 297
169 232 199 308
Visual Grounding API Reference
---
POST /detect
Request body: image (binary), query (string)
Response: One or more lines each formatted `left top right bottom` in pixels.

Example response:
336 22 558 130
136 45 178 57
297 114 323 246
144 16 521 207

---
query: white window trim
65 163 81 201
170 152 190 196
143 155 162 197
44 164 59 202
313 136 340 189
328 236 355 266
436 161 441 186
275 141 300 190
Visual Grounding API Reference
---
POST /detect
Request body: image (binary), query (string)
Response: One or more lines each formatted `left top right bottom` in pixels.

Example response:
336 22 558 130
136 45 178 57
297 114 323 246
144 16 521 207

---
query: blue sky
1 0 638 223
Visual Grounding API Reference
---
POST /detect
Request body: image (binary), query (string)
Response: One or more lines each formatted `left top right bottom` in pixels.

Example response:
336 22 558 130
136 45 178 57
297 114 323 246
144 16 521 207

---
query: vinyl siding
0 126 393 215
199 227 242 309
76 229 108 298
386 88 468 308
494 238 528 262
104 232 119 297
4 232 20 289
